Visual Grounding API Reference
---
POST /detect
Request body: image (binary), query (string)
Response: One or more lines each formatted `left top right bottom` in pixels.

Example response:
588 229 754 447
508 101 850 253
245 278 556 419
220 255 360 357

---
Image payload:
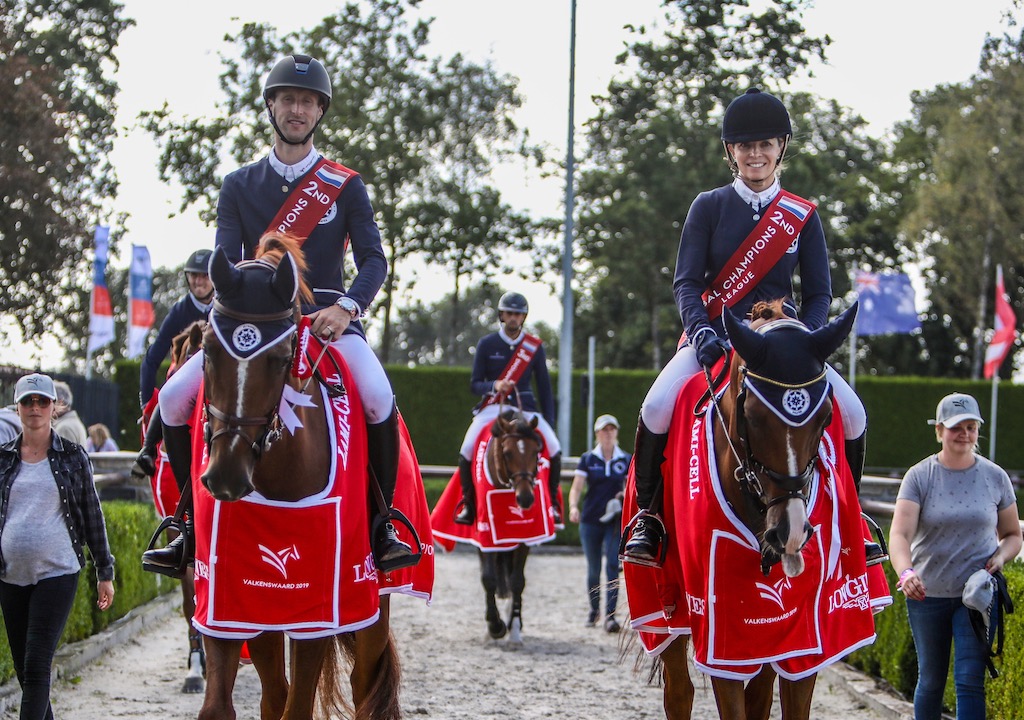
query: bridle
490 404 541 490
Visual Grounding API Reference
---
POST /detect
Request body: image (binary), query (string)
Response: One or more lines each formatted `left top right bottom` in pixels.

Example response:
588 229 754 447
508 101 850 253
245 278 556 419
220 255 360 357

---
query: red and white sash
475 333 543 413
265 158 357 243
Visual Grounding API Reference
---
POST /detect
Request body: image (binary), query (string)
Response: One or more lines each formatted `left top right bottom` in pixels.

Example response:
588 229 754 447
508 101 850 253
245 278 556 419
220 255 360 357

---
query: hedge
0 501 173 685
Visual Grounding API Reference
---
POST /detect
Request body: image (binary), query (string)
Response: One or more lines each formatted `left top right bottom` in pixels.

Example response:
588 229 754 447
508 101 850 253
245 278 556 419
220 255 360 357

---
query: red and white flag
984 264 1018 379
126 245 155 359
87 225 114 354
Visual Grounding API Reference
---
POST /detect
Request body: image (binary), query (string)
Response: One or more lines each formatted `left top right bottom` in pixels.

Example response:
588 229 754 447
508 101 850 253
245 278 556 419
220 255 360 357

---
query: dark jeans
0 573 80 720
579 521 620 617
906 595 988 720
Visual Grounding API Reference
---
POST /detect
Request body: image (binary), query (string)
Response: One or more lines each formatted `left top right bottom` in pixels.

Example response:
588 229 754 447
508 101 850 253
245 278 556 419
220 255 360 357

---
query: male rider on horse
620 88 879 568
453 292 562 526
144 53 418 575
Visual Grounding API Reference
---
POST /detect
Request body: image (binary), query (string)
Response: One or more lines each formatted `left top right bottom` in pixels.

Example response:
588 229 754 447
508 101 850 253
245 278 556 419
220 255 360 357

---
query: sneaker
599 497 622 524
604 617 621 633
585 609 599 627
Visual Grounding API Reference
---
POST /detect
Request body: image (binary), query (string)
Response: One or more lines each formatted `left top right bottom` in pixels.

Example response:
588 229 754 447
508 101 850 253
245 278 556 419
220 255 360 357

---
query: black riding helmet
184 249 212 275
263 54 332 146
497 292 529 315
721 88 792 143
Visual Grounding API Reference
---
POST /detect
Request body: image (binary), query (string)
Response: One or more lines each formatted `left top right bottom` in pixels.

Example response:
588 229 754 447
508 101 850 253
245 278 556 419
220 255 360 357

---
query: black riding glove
691 327 730 369
131 448 157 479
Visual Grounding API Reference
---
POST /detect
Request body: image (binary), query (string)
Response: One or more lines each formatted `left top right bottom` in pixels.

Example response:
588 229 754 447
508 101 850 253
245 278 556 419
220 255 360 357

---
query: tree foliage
0 1 132 348
142 0 541 363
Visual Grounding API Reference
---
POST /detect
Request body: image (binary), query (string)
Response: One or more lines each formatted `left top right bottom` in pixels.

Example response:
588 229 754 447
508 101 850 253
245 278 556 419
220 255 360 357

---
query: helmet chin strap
267 108 321 147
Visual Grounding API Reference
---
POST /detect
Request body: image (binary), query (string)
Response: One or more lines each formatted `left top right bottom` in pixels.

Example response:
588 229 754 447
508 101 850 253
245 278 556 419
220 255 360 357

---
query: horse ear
810 302 858 363
270 251 299 305
723 306 767 365
209 247 239 295
530 416 539 429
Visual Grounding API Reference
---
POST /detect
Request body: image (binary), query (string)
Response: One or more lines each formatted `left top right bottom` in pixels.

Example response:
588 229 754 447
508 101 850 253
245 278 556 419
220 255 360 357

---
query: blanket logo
755 576 793 610
828 572 870 614
259 544 300 579
687 592 706 616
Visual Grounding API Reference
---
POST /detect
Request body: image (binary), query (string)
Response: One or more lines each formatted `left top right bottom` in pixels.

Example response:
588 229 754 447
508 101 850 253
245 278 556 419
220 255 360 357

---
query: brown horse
479 408 542 644
195 235 400 720
651 300 861 720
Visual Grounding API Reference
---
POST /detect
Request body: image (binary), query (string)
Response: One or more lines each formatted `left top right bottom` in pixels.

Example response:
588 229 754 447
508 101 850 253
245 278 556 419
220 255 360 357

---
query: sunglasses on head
18 396 52 408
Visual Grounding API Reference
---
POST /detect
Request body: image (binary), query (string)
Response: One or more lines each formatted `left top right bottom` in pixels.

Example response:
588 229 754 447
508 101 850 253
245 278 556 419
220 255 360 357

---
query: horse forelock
255 231 312 304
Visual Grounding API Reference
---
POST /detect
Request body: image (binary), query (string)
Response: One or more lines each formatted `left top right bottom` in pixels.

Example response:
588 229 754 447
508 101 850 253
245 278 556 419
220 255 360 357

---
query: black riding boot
548 453 563 523
141 422 194 572
621 416 669 567
367 403 418 573
846 431 887 566
454 456 476 525
131 406 164 479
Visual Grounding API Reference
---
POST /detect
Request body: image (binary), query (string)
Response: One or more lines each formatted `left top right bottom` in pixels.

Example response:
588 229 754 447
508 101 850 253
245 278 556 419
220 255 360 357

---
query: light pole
557 0 577 454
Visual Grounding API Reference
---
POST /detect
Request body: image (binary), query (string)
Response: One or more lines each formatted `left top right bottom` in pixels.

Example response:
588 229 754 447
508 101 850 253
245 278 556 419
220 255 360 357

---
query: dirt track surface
2 548 904 719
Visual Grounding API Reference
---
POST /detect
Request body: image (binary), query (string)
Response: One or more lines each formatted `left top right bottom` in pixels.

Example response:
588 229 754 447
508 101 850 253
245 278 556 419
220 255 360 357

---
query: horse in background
625 300 889 720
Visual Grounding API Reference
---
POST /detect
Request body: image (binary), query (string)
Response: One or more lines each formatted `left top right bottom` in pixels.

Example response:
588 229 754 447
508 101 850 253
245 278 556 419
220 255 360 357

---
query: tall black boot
846 431 887 566
548 453 563 523
620 416 669 567
141 422 194 573
131 406 164 479
367 402 418 573
454 456 476 525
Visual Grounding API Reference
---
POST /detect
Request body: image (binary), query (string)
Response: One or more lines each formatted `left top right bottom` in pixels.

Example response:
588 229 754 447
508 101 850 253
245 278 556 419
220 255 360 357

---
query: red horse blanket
430 422 562 552
191 345 434 640
624 369 891 680
142 392 180 519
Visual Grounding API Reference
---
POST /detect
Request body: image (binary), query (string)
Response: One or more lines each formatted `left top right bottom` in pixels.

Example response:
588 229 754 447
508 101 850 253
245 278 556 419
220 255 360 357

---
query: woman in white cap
889 392 1021 719
0 373 115 719
568 414 630 632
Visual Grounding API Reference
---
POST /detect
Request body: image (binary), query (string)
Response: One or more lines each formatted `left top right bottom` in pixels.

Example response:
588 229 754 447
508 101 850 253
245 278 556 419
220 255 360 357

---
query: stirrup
453 498 475 526
142 515 191 579
861 512 890 567
619 510 668 568
371 509 422 574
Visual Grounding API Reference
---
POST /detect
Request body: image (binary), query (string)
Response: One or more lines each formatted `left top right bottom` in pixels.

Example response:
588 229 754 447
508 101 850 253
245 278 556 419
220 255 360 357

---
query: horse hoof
181 675 205 694
487 620 507 640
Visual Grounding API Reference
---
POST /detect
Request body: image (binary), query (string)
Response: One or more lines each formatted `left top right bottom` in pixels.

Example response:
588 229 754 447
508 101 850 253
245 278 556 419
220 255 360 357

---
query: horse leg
247 632 287 720
350 596 401 720
198 637 244 720
777 674 816 720
480 551 506 639
507 546 528 645
743 665 777 720
181 570 205 694
660 637 694 720
281 637 330 720
710 676 748 720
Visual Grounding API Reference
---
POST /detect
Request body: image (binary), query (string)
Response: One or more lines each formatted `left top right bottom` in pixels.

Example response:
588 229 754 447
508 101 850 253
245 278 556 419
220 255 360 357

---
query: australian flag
855 271 920 336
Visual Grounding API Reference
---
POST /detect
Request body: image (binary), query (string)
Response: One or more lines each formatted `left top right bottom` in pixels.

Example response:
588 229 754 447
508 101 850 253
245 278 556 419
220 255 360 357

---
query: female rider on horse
453 292 562 526
621 88 876 567
145 53 417 575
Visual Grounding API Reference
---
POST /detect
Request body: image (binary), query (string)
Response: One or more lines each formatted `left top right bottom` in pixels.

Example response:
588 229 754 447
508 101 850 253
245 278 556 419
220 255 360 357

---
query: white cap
962 569 995 632
928 393 984 427
594 414 619 432
14 373 57 403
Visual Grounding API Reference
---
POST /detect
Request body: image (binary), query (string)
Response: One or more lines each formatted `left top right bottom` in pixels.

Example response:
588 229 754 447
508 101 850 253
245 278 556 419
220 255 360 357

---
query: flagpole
848 313 857 390
989 375 999 460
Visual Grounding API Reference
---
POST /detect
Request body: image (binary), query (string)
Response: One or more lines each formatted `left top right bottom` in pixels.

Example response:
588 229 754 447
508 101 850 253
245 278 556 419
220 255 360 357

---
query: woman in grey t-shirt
889 392 1021 720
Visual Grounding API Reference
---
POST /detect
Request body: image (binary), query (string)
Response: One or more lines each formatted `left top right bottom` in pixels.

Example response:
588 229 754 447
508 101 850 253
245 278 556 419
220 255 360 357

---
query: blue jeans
906 595 989 720
579 521 620 616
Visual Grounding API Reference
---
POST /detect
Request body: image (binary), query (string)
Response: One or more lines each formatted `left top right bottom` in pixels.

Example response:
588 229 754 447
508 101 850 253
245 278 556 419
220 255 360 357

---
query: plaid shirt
0 432 115 582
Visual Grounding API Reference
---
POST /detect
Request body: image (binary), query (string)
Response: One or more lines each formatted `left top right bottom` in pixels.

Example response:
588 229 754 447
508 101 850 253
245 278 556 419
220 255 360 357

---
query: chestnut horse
479 408 542 644
649 300 862 720
196 236 400 720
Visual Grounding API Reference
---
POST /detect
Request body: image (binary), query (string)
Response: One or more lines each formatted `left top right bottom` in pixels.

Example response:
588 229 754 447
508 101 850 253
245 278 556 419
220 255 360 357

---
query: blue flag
855 271 920 336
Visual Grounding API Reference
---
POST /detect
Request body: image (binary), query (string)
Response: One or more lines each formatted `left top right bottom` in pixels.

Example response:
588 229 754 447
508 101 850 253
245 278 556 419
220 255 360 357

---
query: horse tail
352 633 402 720
315 637 353 720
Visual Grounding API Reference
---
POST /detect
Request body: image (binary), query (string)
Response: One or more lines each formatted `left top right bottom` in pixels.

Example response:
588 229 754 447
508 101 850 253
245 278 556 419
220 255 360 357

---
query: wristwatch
335 296 361 319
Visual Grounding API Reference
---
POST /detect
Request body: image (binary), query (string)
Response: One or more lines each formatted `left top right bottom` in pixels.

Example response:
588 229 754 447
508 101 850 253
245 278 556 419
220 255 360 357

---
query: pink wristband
899 568 915 583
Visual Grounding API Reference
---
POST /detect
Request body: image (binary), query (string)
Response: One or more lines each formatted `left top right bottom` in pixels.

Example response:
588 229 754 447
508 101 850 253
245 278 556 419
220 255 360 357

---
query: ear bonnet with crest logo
207 247 300 361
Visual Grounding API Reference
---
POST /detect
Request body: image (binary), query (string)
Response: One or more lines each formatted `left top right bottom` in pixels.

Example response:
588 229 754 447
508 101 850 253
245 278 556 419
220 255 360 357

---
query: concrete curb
818 661 915 720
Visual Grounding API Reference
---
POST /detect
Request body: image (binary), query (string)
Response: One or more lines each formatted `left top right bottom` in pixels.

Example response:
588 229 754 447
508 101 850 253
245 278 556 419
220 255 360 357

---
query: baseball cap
594 414 619 432
14 373 58 403
927 393 984 427
963 569 995 632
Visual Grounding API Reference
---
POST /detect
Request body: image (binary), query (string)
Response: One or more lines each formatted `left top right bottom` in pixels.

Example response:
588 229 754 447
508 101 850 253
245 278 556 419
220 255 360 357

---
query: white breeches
459 404 561 459
640 345 866 438
159 334 394 426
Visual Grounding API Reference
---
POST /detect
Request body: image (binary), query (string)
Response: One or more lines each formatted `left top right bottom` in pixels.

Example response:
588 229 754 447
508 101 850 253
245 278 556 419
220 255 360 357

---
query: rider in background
132 249 213 481
620 88 871 566
148 53 416 574
453 292 562 526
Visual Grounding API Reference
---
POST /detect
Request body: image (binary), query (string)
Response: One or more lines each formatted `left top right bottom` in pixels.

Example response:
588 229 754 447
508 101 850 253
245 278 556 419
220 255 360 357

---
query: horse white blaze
782 428 809 554
231 360 251 453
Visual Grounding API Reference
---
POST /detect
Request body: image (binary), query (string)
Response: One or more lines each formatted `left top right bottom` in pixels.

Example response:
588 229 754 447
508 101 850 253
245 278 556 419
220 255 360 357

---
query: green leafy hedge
848 561 1024 718
0 501 173 685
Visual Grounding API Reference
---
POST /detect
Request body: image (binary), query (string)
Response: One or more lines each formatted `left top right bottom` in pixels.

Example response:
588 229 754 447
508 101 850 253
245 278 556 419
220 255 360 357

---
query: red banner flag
984 264 1018 379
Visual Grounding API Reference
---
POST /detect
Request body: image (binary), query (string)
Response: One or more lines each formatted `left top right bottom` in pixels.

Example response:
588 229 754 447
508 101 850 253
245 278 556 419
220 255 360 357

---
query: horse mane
254 231 313 305
747 299 787 328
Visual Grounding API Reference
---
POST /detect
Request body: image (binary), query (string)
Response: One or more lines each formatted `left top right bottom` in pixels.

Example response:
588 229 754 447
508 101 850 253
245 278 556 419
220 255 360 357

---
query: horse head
721 300 857 578
168 320 206 378
199 235 310 501
487 409 542 510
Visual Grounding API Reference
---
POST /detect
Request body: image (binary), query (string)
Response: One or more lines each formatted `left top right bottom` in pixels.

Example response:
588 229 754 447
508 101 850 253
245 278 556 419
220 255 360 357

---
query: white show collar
732 176 781 213
498 327 524 346
270 147 320 182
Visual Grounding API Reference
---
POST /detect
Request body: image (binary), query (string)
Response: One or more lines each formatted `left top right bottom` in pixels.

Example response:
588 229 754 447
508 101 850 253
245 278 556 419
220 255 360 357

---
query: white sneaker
600 497 622 523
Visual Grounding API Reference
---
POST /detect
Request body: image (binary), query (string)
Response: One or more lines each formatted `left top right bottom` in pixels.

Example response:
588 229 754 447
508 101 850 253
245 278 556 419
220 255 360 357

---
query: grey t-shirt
0 459 81 586
897 454 1016 598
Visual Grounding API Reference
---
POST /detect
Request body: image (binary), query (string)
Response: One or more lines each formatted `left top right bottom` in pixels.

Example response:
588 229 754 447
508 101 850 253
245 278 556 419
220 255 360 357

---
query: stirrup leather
619 510 668 568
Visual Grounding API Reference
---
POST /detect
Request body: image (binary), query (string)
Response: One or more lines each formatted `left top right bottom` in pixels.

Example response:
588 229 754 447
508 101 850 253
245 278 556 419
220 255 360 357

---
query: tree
142 0 541 362
0 2 132 352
